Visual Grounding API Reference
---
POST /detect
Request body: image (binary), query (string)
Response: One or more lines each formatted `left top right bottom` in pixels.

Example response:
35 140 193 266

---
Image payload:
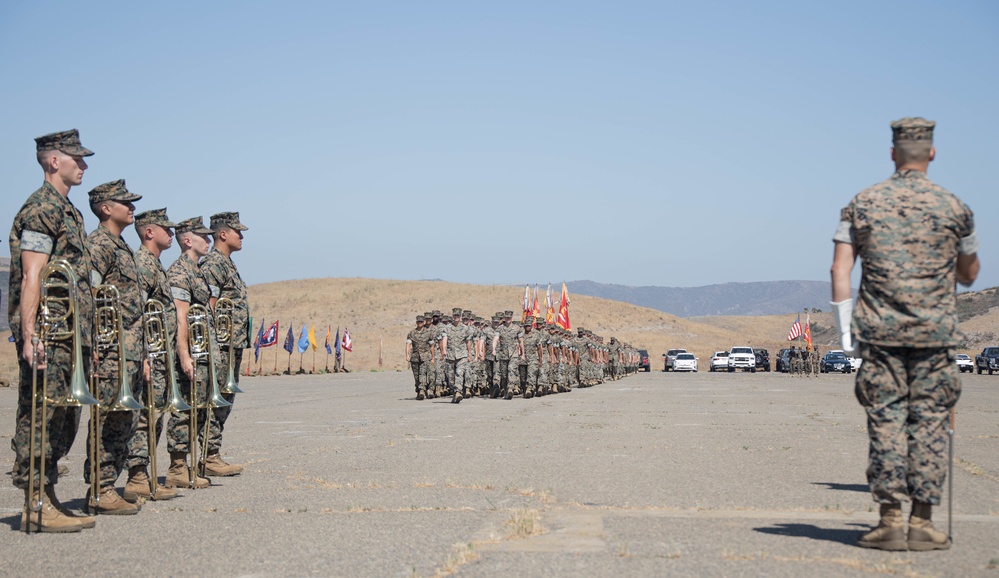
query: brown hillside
2 279 995 382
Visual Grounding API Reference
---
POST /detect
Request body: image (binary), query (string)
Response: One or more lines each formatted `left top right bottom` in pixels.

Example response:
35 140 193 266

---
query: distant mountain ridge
567 280 836 317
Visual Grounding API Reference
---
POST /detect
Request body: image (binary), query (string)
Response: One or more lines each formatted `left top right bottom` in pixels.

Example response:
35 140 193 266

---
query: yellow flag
308 325 318 352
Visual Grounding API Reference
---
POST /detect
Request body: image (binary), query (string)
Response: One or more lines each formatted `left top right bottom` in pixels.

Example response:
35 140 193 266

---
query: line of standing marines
10 129 250 532
406 308 641 403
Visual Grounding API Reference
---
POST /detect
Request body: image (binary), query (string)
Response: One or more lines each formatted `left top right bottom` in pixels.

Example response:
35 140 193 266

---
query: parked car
727 347 756 372
975 346 999 375
638 349 650 372
830 349 862 371
820 351 852 373
673 353 698 372
710 351 730 372
663 349 688 372
754 349 771 372
955 354 974 373
776 348 791 373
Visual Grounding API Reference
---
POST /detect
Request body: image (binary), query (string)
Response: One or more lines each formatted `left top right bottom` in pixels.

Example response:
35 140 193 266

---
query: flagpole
312 349 316 374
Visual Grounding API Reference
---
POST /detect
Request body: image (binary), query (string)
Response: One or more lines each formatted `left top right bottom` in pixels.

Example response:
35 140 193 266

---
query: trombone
143 299 192 498
89 284 144 512
187 304 231 481
25 260 99 533
214 297 244 394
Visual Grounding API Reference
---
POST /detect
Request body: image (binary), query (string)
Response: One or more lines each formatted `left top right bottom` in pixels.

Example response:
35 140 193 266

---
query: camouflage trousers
210 347 242 453
496 359 511 392
855 344 960 505
508 355 522 392
483 359 495 389
463 358 478 392
522 359 540 394
410 359 425 392
84 358 139 489
170 357 213 455
446 358 468 394
11 342 87 489
127 356 185 469
432 358 446 390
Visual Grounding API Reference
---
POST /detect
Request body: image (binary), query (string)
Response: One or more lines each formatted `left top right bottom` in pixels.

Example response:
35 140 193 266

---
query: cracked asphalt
2 369 997 577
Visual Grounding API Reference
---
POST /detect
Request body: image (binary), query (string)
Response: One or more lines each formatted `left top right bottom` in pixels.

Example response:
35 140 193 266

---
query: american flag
787 315 802 341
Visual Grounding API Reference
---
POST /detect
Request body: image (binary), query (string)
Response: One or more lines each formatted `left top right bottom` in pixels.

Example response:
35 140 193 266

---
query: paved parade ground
2 370 998 577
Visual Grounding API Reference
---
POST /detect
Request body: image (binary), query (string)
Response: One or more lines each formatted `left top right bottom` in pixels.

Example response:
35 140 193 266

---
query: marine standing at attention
10 130 97 532
831 117 979 551
84 180 146 516
200 212 249 477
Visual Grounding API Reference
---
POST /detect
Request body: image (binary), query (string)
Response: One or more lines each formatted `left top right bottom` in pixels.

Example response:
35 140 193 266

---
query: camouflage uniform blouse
87 225 144 361
8 182 96 346
201 248 250 348
406 328 422 362
135 245 177 341
834 170 977 347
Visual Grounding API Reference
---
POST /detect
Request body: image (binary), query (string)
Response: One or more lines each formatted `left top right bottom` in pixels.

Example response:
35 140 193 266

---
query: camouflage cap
88 179 141 204
494 311 504 318
174 216 213 235
416 315 425 322
491 315 501 322
452 307 462 316
210 211 249 232
504 310 514 318
462 309 472 316
35 129 94 157
524 316 535 325
134 208 178 229
431 310 441 317
423 311 432 318
891 117 935 142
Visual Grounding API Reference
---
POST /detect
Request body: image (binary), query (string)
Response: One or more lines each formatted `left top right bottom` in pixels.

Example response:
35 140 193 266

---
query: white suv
727 347 756 373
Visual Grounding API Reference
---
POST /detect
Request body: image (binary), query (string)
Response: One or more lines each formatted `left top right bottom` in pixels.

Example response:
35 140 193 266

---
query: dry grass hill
1 278 997 383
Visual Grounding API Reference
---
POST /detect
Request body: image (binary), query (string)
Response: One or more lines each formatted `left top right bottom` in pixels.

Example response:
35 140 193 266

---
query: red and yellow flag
556 282 571 330
803 314 813 348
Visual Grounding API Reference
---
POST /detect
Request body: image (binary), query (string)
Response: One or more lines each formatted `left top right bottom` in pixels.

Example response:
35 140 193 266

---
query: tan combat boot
45 485 95 529
85 486 140 515
202 453 243 477
124 466 178 502
20 489 83 533
908 501 950 551
165 452 210 489
858 503 906 550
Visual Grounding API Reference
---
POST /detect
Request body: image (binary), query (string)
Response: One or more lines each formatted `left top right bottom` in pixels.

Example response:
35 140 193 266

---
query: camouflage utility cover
88 179 141 204
35 128 94 157
837 169 975 347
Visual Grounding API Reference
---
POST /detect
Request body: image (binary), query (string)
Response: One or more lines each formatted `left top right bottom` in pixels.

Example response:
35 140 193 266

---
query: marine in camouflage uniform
82 180 146 515
427 311 446 397
520 318 543 398
461 311 479 394
483 314 501 396
811 347 821 376
166 217 217 488
10 129 98 532
501 311 525 398
443 308 473 403
406 315 426 399
802 347 813 377
125 209 184 501
200 211 250 476
831 117 980 551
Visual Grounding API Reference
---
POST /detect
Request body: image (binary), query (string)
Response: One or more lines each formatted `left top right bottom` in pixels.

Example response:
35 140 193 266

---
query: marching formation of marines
10 129 250 532
405 308 643 403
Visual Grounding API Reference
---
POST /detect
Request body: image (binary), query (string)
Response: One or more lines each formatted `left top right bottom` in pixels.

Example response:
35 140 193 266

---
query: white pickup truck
727 346 756 373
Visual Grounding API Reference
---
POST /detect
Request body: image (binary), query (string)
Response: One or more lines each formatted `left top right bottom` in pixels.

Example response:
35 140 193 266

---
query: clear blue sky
2 1 996 290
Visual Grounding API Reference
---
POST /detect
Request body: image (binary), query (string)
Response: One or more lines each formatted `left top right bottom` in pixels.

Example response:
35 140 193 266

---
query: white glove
830 299 857 356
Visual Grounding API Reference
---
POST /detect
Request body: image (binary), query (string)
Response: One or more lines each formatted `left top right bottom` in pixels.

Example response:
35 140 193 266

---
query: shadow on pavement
1 514 19 530
754 523 866 546
812 482 869 493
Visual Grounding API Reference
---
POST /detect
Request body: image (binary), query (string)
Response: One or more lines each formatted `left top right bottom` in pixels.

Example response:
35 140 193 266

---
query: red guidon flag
545 283 555 325
556 282 571 330
803 314 813 348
